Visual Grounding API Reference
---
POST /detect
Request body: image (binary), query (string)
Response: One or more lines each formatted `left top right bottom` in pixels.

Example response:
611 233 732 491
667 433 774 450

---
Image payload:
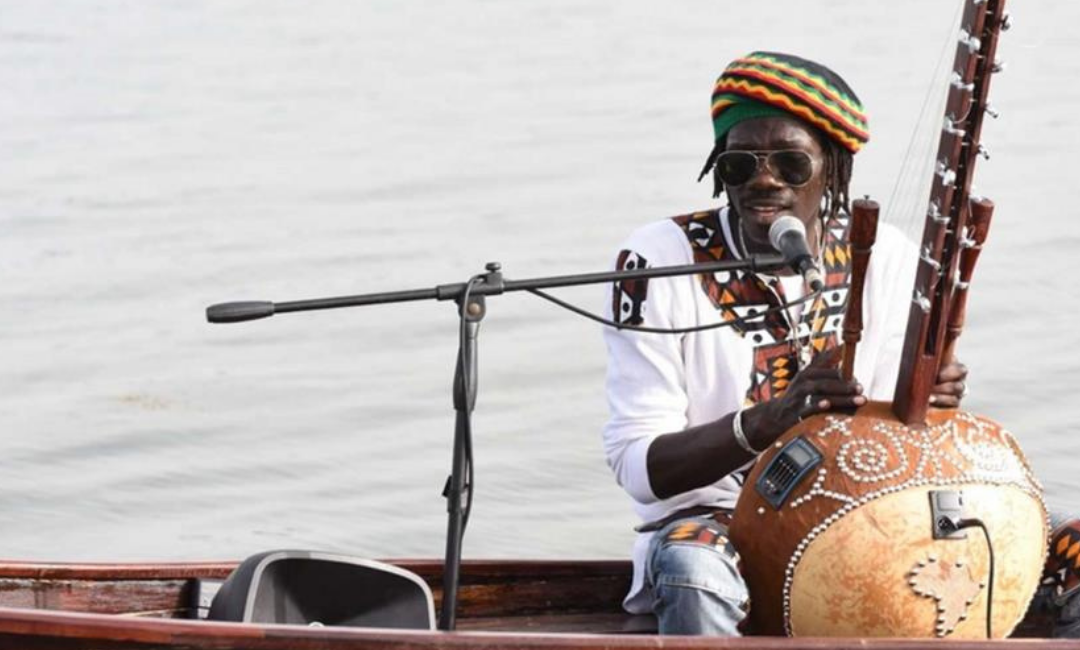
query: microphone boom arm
205 255 787 323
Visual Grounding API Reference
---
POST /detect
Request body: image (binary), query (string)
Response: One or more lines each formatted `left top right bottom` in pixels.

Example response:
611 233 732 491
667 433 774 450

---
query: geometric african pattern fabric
1045 518 1080 600
612 250 650 327
671 208 852 405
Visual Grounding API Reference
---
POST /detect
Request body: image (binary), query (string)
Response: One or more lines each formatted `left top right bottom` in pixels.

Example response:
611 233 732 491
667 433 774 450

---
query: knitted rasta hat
710 52 868 154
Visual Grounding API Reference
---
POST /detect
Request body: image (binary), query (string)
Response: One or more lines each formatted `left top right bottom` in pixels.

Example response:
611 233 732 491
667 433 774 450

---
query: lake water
1 0 1077 562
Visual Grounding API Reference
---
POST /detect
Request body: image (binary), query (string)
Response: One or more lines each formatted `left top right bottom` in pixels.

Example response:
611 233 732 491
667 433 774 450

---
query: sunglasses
715 149 817 187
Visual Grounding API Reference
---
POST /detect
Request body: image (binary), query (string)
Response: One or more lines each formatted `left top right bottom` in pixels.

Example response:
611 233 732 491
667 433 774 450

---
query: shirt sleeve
862 224 920 400
601 222 693 505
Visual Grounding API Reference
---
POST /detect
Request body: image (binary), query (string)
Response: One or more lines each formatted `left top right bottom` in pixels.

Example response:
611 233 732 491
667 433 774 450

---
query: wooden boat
0 557 1067 649
4 1 1058 648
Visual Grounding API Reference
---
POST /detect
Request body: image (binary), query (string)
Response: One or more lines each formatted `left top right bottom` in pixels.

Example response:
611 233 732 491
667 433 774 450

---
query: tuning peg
921 246 943 270
976 144 991 160
1001 13 1012 31
984 104 1000 119
913 290 933 313
928 200 948 224
943 116 966 137
958 29 982 54
936 160 957 187
992 58 1007 73
951 72 975 92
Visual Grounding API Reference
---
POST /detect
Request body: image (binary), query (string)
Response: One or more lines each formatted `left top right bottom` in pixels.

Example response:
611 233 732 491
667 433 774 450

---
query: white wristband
733 409 764 455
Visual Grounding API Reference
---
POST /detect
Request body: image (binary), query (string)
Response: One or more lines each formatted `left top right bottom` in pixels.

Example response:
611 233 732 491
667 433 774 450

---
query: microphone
768 216 824 291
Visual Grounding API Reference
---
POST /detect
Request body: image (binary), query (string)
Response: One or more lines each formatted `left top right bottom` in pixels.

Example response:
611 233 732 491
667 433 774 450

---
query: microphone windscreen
768 215 806 252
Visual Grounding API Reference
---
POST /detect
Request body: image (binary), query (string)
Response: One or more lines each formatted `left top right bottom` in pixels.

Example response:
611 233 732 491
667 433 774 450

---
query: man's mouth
742 203 789 220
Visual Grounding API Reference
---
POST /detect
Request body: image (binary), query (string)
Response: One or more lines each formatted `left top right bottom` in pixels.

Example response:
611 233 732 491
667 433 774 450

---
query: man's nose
746 157 785 189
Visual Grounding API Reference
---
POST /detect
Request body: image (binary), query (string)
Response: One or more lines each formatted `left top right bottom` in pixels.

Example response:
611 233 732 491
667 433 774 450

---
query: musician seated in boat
602 51 1080 637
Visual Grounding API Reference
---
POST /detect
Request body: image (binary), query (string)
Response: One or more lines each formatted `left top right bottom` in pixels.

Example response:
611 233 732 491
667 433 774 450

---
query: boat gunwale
0 559 1058 646
0 604 1072 650
0 559 633 580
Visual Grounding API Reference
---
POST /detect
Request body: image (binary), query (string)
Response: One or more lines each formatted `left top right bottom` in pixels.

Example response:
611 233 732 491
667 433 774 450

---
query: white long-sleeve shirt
601 206 917 612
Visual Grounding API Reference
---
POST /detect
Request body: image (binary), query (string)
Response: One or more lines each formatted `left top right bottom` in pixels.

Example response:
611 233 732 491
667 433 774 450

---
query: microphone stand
206 253 785 631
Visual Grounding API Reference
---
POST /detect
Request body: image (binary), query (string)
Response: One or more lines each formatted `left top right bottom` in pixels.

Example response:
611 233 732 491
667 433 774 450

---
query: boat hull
0 559 1058 649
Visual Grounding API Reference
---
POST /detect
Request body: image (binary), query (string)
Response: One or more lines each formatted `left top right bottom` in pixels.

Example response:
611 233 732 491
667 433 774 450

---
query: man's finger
934 380 966 397
930 393 961 409
807 346 843 369
936 361 969 383
799 348 844 380
800 367 844 381
805 378 864 396
815 395 868 411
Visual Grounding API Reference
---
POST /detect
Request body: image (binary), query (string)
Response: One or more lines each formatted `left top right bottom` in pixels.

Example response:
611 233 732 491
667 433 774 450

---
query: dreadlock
696 132 854 223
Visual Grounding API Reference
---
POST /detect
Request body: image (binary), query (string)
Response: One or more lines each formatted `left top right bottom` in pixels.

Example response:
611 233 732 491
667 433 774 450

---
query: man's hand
744 347 867 449
648 347 867 498
930 357 968 408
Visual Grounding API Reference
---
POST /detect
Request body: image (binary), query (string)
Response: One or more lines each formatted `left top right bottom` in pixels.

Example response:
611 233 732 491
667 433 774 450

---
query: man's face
724 116 828 253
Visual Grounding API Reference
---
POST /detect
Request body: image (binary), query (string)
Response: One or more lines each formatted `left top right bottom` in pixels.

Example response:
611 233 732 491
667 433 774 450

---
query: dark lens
770 151 814 186
715 151 758 187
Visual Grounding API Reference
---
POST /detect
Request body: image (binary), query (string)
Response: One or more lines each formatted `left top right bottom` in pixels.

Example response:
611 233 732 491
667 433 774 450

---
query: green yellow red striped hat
711 52 868 154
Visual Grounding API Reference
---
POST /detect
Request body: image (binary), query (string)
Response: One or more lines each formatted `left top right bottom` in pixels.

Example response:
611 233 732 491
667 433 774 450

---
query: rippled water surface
1 1 1077 561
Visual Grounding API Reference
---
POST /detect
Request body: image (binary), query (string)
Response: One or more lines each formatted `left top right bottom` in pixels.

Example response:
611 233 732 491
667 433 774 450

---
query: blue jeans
645 511 1080 638
646 514 748 636
1035 511 1080 638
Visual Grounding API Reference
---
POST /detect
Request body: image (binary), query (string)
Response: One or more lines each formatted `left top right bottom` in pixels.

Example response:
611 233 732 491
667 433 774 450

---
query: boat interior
0 556 1056 639
0 558 660 635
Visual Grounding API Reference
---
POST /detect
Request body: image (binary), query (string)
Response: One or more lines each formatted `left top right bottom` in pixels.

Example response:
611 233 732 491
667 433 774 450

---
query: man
602 51 1076 637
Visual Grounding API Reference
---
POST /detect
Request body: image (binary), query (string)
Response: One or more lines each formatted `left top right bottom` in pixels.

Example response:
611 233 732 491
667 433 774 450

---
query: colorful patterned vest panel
672 208 852 405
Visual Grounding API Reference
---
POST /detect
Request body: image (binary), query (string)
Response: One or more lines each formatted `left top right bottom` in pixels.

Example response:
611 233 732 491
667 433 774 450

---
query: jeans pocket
651 540 748 604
